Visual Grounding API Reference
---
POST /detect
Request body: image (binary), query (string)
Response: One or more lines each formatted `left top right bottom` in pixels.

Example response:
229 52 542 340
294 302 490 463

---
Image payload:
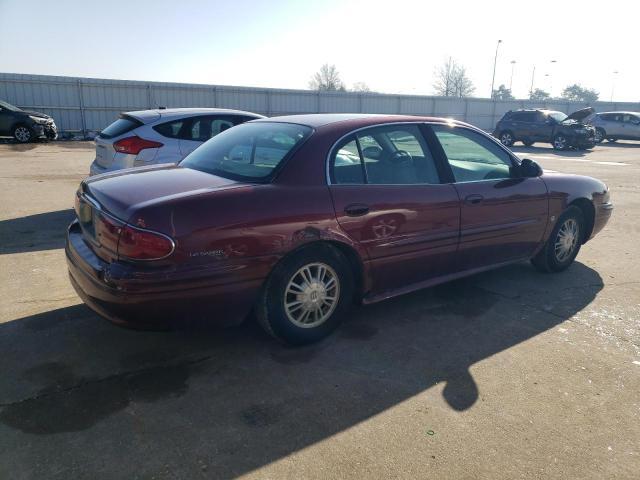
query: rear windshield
99 115 141 139
180 122 312 182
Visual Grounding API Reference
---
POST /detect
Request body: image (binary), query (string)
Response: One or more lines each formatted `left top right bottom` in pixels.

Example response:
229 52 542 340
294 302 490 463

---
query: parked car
90 108 264 176
0 99 58 143
494 108 596 150
67 114 612 345
587 111 640 143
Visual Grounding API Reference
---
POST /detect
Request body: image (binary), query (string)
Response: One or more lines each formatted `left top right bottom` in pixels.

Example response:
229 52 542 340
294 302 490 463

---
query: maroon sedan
66 114 613 344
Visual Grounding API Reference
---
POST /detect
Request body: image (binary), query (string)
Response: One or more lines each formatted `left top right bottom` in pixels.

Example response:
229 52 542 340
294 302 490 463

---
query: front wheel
522 140 535 147
531 206 584 273
256 244 354 345
594 128 605 143
552 134 568 150
13 125 33 143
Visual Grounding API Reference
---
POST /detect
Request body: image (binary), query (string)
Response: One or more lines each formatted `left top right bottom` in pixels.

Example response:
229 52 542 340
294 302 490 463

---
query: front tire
552 134 568 150
256 244 354 345
594 128 605 143
522 139 535 147
531 206 584 273
13 125 33 143
607 138 617 143
499 131 514 147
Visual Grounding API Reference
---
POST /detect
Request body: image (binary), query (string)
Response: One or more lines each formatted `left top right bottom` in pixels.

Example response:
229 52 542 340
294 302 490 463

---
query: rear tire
13 125 33 143
531 206 584 273
499 131 514 147
255 244 354 345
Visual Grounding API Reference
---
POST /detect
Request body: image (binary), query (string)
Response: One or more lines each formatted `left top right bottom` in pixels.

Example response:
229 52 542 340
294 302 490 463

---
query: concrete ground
0 140 638 479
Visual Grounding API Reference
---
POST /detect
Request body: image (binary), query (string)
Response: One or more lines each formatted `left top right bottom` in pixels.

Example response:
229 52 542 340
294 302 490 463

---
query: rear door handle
344 203 370 216
464 194 484 205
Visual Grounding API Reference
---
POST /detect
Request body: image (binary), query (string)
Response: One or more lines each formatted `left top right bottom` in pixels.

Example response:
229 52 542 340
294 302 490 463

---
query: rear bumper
65 221 263 329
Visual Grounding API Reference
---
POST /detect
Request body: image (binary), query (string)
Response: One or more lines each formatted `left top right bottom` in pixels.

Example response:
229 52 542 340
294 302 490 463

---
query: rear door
430 124 548 271
622 114 640 139
328 123 460 296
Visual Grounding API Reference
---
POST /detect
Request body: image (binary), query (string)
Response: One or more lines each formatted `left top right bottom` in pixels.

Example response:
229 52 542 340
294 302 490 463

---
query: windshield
548 111 568 123
180 122 312 182
0 100 21 112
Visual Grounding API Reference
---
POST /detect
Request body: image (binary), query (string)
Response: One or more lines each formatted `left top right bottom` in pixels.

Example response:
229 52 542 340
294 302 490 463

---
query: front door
328 124 460 296
430 124 548 271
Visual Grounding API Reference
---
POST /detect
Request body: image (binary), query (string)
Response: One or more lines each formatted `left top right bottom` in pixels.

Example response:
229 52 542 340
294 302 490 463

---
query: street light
490 40 502 98
509 60 516 91
548 60 557 96
611 71 619 102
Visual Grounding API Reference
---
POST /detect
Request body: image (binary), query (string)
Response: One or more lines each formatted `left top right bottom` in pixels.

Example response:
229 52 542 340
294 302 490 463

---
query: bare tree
433 58 475 98
351 82 371 93
309 64 346 91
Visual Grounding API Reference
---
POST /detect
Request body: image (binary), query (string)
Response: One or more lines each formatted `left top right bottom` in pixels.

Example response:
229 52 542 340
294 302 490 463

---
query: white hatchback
90 108 264 176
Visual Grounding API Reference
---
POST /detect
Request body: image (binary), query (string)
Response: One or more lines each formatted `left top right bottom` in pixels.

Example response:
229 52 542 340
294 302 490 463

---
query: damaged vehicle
0 99 58 143
494 107 595 150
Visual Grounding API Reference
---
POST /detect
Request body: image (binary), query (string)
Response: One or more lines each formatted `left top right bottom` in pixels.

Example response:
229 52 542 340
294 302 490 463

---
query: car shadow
596 140 640 148
0 261 603 478
511 145 589 158
0 209 75 255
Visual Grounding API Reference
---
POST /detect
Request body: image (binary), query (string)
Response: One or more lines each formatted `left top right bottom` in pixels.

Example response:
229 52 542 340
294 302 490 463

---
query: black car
494 108 596 150
0 99 58 143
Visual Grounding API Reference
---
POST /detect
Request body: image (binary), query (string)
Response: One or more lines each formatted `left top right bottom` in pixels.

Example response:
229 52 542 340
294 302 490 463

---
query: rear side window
99 116 141 139
180 122 312 182
153 120 185 138
330 124 441 185
511 111 537 122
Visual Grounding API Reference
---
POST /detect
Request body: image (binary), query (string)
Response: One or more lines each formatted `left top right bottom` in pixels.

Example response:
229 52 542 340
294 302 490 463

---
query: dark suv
494 108 595 150
0 99 58 143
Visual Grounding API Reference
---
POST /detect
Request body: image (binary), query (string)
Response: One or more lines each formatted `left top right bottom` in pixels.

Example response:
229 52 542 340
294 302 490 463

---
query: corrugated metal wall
2 72 639 135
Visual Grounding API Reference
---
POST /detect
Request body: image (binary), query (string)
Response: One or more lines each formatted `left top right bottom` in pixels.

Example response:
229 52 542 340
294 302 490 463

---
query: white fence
2 72 639 135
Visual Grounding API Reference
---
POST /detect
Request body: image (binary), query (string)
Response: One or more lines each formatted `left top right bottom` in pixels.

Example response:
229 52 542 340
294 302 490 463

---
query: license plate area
77 197 97 242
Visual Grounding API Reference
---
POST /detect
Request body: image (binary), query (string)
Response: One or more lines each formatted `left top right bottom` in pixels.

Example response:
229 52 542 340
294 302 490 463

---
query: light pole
490 40 502 98
530 65 536 97
548 60 557 96
611 71 619 102
509 60 516 91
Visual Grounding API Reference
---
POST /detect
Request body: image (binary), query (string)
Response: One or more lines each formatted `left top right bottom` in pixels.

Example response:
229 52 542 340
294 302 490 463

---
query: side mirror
519 158 542 178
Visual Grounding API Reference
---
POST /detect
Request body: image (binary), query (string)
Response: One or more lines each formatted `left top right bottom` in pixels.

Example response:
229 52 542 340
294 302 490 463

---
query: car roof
598 111 640 115
252 113 461 129
125 108 265 124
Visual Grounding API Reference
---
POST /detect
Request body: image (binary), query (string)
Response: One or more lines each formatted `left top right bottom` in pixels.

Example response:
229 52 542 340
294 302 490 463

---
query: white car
90 108 264 176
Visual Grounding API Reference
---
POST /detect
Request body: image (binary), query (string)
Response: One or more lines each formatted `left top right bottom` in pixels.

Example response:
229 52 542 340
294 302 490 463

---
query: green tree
529 88 551 101
309 64 346 91
561 84 599 102
492 84 514 100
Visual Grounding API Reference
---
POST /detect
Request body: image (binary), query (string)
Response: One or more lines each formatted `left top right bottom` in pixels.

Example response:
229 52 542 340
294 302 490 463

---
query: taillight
113 136 163 155
117 224 174 260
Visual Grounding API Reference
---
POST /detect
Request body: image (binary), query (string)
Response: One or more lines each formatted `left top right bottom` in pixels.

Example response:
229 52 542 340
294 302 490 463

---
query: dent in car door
327 125 460 296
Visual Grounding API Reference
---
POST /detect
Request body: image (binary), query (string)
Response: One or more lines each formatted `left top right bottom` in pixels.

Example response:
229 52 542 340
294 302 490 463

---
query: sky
0 0 637 101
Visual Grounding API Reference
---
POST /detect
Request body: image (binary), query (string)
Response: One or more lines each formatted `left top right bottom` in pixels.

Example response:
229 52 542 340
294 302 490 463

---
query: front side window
330 124 440 185
432 125 513 182
180 122 311 182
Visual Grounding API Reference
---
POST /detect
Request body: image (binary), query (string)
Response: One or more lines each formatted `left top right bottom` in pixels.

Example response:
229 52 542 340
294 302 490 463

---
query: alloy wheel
553 136 567 150
14 127 31 143
554 218 580 262
500 133 513 146
284 262 340 328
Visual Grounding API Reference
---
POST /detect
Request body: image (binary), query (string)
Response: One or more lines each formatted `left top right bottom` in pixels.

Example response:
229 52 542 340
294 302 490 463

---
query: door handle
344 203 370 216
464 194 484 205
